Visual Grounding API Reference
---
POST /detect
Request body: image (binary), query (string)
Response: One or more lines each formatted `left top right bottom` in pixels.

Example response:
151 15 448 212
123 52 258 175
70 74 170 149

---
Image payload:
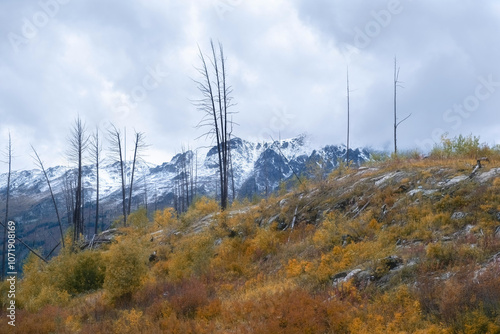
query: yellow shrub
127 207 150 230
24 285 70 312
245 227 279 260
463 310 500 334
64 314 82 333
114 309 145 334
286 258 310 278
209 238 253 279
154 207 178 230
17 253 52 311
349 286 436 333
167 233 214 281
312 213 342 250
104 239 147 300
493 177 500 187
426 242 455 267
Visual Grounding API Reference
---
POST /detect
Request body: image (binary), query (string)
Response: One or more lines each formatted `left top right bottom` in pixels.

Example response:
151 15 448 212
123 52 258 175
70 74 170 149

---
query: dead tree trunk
31 146 65 249
63 171 74 227
69 118 87 242
0 220 48 263
127 132 146 216
1 133 12 280
346 67 350 165
90 128 102 236
194 40 235 210
108 125 127 226
393 57 411 155
143 173 148 213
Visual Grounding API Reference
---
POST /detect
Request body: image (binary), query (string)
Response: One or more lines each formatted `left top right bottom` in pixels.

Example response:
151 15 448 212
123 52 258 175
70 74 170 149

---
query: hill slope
0 135 370 268
2 154 500 333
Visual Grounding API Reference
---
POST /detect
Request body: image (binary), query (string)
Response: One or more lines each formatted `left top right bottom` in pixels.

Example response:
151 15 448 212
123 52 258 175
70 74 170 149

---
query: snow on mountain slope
0 135 371 219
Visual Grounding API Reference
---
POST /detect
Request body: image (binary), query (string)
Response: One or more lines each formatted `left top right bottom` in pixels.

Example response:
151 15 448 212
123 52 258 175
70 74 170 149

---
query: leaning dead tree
0 220 48 264
127 131 147 216
1 133 12 280
31 145 65 249
68 117 88 242
108 125 127 226
393 57 411 155
194 40 235 210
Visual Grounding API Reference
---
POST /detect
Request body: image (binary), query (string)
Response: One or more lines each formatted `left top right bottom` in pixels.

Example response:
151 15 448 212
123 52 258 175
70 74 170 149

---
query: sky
1 0 500 173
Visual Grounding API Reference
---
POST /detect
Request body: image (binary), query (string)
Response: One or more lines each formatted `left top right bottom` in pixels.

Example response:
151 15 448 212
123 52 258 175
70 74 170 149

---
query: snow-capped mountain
0 135 370 263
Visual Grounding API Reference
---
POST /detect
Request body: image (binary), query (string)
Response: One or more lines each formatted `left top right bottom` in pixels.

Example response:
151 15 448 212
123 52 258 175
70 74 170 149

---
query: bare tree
62 170 75 226
108 125 127 226
194 150 198 201
174 147 190 213
1 133 12 280
153 184 158 213
346 67 351 165
194 40 235 210
228 121 236 202
31 145 65 249
229 138 236 202
393 57 411 155
142 172 148 213
68 117 88 241
127 131 147 216
89 127 103 236
0 220 48 264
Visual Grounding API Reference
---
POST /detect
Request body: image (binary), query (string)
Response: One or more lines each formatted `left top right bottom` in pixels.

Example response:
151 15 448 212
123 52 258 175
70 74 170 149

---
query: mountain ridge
0 134 371 263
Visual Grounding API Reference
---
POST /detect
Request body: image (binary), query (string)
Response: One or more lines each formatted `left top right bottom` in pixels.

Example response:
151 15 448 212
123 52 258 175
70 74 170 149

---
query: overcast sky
1 0 500 173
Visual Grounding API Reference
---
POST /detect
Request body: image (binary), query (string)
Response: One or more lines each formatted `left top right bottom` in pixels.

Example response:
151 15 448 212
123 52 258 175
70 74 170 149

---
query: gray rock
331 271 348 281
451 212 466 220
353 270 373 286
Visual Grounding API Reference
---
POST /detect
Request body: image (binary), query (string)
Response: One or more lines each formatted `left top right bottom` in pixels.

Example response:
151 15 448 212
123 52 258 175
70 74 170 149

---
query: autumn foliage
2 137 500 333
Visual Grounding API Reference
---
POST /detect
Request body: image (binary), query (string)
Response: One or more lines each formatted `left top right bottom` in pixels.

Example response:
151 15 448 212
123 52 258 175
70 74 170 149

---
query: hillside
2 140 500 333
0 135 370 269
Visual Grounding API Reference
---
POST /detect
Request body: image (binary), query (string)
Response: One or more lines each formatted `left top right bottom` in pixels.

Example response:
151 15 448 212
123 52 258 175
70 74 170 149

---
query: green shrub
60 251 106 295
431 133 492 159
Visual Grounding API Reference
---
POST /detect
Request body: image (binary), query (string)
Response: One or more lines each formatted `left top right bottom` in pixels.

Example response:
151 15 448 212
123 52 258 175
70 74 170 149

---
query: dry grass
5 142 500 333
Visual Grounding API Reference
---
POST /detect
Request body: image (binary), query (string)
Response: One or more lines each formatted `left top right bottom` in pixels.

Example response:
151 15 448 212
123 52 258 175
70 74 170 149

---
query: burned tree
346 67 351 165
108 125 127 226
68 117 88 241
89 127 103 236
194 40 235 210
31 145 65 249
1 133 12 280
62 171 75 227
174 146 197 213
127 131 147 217
393 57 411 155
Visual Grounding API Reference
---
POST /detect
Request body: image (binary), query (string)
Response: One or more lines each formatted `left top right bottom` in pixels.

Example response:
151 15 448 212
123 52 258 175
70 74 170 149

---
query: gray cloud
1 0 499 173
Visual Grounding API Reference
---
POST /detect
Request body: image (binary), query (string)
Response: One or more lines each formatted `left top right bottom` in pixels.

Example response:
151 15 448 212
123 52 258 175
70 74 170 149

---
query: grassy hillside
2 136 500 333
